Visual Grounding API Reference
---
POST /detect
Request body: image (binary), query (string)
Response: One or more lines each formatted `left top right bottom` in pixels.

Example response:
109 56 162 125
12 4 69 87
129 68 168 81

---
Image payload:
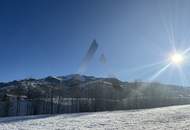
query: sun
170 53 184 65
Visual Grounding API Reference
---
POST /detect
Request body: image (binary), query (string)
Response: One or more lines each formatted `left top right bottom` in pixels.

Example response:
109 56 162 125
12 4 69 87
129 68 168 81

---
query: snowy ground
1 105 190 130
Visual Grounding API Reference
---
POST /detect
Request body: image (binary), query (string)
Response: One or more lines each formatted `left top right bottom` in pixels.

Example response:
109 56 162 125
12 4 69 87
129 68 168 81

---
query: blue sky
1 0 190 85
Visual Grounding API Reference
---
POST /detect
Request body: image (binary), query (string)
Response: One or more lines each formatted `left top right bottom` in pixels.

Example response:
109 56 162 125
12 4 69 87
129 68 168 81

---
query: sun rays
110 1 190 86
149 63 171 82
118 30 190 85
170 52 184 65
119 1 190 86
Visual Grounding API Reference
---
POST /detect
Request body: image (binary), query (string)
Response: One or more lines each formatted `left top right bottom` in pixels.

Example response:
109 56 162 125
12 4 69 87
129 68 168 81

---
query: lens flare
170 53 184 65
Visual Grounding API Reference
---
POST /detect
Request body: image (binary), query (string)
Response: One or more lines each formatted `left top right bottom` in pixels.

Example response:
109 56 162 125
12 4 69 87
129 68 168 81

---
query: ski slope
1 105 190 130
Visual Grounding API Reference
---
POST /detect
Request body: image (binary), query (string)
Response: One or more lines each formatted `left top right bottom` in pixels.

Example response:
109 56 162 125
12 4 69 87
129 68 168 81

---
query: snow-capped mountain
1 74 190 100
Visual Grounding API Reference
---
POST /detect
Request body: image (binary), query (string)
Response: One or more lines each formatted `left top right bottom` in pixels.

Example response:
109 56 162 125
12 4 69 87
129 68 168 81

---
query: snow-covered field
1 105 190 130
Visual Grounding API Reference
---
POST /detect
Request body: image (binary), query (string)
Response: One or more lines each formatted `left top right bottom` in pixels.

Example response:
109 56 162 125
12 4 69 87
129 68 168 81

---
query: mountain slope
1 74 190 101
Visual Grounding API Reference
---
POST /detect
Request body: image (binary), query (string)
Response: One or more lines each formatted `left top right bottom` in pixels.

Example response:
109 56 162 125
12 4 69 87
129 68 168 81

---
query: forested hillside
1 74 190 117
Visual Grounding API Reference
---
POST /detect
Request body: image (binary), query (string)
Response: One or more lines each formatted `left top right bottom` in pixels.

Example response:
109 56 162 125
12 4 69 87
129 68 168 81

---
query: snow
1 105 190 130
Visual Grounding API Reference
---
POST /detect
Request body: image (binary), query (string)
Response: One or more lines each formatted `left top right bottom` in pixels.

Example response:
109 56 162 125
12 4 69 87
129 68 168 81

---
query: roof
6 94 28 98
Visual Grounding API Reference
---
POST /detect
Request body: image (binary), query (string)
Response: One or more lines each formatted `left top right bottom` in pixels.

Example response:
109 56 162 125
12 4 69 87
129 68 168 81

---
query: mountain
0 74 124 99
1 74 190 117
1 74 190 100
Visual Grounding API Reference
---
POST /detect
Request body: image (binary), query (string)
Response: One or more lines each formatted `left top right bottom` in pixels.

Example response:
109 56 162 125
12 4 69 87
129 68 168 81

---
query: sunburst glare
170 52 184 65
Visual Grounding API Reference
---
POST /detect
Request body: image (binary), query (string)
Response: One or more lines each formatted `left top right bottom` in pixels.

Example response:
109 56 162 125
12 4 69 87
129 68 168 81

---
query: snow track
1 105 190 130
